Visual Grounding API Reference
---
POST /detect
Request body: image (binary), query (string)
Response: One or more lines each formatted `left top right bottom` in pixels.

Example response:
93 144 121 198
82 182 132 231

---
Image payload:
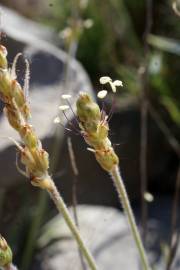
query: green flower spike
76 92 119 172
76 87 151 270
0 236 13 268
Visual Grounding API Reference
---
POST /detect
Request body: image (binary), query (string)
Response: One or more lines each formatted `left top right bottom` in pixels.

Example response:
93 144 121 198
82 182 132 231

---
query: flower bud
0 69 12 97
11 80 25 108
4 106 21 131
0 236 13 267
97 122 109 141
22 103 31 119
76 92 101 124
31 176 52 190
19 125 38 149
31 149 49 174
11 80 31 119
20 147 36 174
0 45 8 69
95 147 119 172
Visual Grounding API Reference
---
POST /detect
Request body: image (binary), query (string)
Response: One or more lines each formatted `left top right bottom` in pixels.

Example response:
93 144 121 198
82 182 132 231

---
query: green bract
76 92 119 172
0 237 13 267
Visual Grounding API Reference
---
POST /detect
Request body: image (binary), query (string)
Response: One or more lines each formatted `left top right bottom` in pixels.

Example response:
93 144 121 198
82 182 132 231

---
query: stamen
109 80 123 93
61 94 72 100
107 95 116 122
66 99 79 126
144 192 154 202
97 90 107 99
113 80 123 87
59 105 70 111
53 116 61 124
87 147 96 153
172 1 180 16
100 109 107 123
16 152 27 177
109 81 116 93
6 136 23 151
53 116 72 131
62 111 81 135
99 76 111 84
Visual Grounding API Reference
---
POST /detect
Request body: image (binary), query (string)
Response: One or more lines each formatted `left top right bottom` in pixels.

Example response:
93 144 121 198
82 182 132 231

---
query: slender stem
20 191 48 270
47 179 98 270
110 165 151 270
140 0 153 242
149 104 180 157
140 98 148 241
67 137 87 270
0 188 5 221
166 165 180 270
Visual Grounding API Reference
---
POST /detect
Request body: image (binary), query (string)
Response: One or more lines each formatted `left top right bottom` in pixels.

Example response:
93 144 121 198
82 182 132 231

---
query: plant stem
47 178 98 270
140 0 153 242
110 165 151 270
67 137 87 270
140 98 148 242
166 165 180 270
20 191 48 270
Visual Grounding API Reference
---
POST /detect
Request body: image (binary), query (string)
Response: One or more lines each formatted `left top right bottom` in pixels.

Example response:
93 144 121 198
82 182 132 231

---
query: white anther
61 94 72 100
99 76 112 84
97 90 107 99
53 116 61 124
113 80 123 87
59 105 70 111
144 192 154 202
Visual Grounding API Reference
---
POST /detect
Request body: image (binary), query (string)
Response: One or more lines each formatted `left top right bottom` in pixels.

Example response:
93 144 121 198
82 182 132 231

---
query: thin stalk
47 179 98 270
140 98 148 241
140 0 153 242
149 104 180 157
110 165 151 270
20 191 48 270
67 137 86 270
149 103 180 269
0 188 5 221
166 165 180 270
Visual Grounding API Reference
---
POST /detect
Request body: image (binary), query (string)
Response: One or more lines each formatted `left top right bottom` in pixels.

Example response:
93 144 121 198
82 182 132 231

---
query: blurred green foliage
43 0 180 126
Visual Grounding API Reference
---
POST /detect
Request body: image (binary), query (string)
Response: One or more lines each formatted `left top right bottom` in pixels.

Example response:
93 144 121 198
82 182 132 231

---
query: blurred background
0 0 180 269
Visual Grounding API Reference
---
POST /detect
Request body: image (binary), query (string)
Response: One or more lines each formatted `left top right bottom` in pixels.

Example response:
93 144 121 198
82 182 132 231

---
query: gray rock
0 6 93 188
35 206 140 270
33 200 180 270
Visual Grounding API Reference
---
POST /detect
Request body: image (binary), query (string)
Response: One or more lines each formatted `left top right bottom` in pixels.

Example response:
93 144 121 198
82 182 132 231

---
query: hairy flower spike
4 105 22 131
0 46 98 270
76 92 119 172
19 125 39 149
0 47 49 189
0 236 13 267
76 92 101 126
0 45 8 69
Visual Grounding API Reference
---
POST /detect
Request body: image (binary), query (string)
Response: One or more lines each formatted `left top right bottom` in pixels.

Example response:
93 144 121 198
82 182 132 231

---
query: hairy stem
20 191 48 270
110 165 151 270
67 137 87 270
47 179 98 270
